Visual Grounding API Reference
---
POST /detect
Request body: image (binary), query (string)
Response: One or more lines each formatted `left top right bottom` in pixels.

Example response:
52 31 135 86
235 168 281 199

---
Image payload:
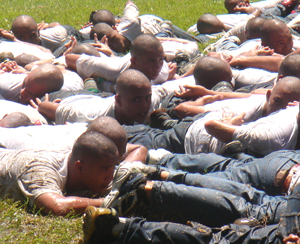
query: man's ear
130 56 137 68
266 89 272 102
115 94 122 107
74 160 83 175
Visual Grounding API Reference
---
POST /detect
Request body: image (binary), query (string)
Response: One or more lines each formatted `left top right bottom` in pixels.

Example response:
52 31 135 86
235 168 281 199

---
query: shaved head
245 17 266 40
87 116 127 156
71 43 100 57
12 15 40 44
194 56 232 89
197 14 225 34
90 22 114 40
116 69 150 95
131 34 163 58
265 76 300 115
0 112 33 128
90 9 115 26
20 63 64 104
260 19 293 55
279 54 300 78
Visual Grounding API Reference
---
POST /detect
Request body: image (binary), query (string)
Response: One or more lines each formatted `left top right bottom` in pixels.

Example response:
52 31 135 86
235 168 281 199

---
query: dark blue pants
159 150 300 196
119 218 281 244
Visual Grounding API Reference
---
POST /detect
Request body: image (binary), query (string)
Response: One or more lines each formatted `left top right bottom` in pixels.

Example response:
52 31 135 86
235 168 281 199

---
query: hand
288 101 300 107
30 94 61 111
63 36 77 56
80 21 93 29
0 29 15 41
37 21 49 30
194 94 224 106
283 234 300 244
167 62 177 81
174 84 210 99
221 112 245 126
91 34 114 56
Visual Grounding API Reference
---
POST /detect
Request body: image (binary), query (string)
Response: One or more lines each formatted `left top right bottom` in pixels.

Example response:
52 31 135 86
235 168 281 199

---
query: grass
0 0 227 31
0 0 227 243
0 199 82 243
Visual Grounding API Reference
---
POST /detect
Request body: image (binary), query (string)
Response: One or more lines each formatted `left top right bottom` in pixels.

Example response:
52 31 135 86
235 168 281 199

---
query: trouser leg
208 152 298 196
119 217 211 244
124 121 191 153
159 153 246 173
147 181 286 227
167 172 286 206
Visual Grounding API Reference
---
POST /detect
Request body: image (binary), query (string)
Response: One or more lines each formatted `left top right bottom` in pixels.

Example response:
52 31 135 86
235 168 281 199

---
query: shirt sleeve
76 54 131 80
233 108 299 156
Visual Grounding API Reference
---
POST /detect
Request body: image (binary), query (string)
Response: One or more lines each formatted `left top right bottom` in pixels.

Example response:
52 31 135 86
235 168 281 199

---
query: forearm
35 194 103 216
230 56 284 72
174 103 206 119
205 120 237 143
37 102 60 121
65 54 81 71
123 144 148 163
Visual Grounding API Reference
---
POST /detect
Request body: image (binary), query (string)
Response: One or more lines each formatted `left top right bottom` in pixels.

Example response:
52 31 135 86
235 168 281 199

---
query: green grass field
0 0 227 243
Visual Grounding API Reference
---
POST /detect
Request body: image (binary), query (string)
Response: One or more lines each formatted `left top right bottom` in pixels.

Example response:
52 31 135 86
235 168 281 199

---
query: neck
65 156 83 194
114 105 134 125
262 102 268 117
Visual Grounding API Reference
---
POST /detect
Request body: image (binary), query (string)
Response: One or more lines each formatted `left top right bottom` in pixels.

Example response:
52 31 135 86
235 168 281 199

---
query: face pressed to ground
106 31 127 53
14 26 40 45
80 157 118 195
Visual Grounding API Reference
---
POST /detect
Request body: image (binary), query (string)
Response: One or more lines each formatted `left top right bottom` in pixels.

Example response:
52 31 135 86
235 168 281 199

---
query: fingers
29 99 38 109
44 93 49 102
94 33 99 43
53 99 62 103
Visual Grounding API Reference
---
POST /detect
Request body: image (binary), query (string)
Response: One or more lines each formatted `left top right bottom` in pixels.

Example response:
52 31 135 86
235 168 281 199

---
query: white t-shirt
61 69 84 91
0 123 87 150
0 148 70 207
233 106 299 155
40 25 68 52
55 95 115 125
161 40 199 61
184 95 266 154
0 73 27 102
203 95 266 122
76 53 169 85
232 68 277 89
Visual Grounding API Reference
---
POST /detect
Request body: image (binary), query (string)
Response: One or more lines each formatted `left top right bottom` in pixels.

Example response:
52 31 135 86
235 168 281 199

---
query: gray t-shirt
0 149 70 207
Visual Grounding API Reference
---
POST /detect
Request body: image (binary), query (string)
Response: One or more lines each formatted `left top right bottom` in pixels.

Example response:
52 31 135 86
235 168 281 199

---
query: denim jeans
120 218 281 244
159 150 300 196
147 179 286 227
124 120 192 153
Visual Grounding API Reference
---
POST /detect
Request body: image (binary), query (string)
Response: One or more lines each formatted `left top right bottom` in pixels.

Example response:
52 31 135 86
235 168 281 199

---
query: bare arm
229 55 284 72
30 95 60 121
174 94 224 119
35 192 103 216
205 120 237 143
175 84 252 100
122 143 148 163
65 54 81 71
204 112 245 143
